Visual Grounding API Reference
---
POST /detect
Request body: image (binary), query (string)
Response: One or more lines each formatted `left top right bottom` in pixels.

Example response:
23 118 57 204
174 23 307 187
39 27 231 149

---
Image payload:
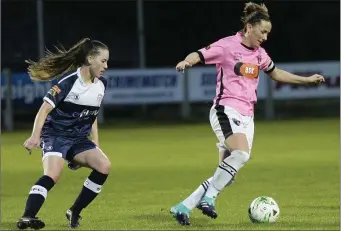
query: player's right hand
306 74 325 85
176 60 192 72
24 136 40 153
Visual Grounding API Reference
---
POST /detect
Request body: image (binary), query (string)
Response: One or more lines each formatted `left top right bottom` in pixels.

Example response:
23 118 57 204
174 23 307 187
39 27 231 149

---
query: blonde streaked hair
26 38 108 81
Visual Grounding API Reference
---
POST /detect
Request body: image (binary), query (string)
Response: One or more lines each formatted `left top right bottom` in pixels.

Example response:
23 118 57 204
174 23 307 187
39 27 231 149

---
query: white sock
182 177 213 210
205 150 249 199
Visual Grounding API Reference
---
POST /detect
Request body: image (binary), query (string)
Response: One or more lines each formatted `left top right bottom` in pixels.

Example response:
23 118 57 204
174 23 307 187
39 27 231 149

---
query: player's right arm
24 102 53 151
176 39 225 72
24 80 70 152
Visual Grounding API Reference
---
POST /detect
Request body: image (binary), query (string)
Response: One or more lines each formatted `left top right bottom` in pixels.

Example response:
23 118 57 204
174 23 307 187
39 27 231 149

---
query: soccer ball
248 196 280 223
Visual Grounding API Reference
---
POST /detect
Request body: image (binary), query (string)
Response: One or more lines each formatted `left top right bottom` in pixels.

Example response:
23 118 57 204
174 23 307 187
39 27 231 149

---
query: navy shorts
40 135 96 162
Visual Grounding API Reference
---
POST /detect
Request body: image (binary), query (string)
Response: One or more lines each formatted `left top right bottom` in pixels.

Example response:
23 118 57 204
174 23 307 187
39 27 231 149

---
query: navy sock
23 175 55 217
70 170 108 214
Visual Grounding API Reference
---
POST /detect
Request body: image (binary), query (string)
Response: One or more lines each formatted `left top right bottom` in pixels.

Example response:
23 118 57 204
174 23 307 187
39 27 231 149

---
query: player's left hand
176 60 192 72
306 74 325 85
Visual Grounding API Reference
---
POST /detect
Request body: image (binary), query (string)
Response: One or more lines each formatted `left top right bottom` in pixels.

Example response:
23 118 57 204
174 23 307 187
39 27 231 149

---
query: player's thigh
71 139 111 174
210 105 249 153
74 148 111 174
40 135 72 182
245 118 255 154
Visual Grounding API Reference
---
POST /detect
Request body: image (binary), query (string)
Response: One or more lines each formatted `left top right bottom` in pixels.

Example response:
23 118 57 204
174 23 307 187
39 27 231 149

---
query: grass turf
1 118 339 230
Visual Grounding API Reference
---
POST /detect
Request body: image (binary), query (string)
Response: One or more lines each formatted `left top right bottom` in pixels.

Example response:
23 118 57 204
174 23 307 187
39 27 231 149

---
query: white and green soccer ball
248 196 280 223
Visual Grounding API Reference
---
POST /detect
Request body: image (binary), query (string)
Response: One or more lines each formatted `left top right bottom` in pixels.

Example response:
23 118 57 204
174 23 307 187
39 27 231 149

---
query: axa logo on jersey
234 62 259 79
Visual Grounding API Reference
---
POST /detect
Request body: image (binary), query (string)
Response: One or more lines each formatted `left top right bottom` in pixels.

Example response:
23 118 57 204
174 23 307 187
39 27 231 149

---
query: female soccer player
170 2 325 226
16 38 111 229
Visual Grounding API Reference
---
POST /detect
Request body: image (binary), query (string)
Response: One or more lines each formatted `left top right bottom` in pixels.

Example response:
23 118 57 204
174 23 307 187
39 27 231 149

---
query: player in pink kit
170 2 325 226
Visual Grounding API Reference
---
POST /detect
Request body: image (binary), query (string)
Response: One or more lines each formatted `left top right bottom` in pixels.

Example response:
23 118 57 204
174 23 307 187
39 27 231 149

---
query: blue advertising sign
1 72 57 109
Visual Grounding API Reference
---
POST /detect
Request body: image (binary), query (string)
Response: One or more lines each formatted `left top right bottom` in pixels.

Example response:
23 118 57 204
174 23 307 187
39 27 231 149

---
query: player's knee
97 159 111 175
45 173 61 183
44 166 63 183
231 150 250 163
225 133 249 153
223 150 250 171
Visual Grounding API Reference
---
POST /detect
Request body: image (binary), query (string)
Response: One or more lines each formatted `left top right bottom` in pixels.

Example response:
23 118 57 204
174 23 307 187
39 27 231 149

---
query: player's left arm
91 118 99 146
266 67 325 85
260 49 325 85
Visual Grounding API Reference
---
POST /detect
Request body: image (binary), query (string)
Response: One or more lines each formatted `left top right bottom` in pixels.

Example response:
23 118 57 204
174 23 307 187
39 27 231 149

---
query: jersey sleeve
43 81 70 108
260 49 275 73
197 39 225 65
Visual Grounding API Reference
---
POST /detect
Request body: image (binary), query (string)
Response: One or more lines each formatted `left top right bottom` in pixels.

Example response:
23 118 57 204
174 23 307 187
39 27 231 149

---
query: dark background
1 0 340 127
2 0 340 72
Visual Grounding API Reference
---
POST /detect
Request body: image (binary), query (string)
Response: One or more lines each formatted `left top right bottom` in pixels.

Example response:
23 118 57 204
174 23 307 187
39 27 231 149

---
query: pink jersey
198 32 275 116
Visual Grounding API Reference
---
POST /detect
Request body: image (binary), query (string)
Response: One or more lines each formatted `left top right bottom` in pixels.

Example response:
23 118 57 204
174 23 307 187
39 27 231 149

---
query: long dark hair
26 38 108 81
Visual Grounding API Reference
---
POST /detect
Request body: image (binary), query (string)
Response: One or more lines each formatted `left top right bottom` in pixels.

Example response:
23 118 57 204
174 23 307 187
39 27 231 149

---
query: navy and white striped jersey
42 68 107 137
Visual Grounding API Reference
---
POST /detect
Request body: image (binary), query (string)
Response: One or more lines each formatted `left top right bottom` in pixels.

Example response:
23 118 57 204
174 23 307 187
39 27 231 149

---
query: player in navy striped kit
17 38 111 229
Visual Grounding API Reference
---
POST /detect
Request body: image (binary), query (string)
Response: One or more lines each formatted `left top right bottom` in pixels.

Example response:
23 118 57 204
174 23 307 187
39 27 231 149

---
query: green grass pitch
1 118 339 230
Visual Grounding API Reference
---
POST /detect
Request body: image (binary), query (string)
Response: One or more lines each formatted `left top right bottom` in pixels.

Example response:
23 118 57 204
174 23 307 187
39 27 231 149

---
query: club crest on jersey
234 62 259 79
66 92 80 101
48 85 61 97
257 54 262 64
233 52 243 61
